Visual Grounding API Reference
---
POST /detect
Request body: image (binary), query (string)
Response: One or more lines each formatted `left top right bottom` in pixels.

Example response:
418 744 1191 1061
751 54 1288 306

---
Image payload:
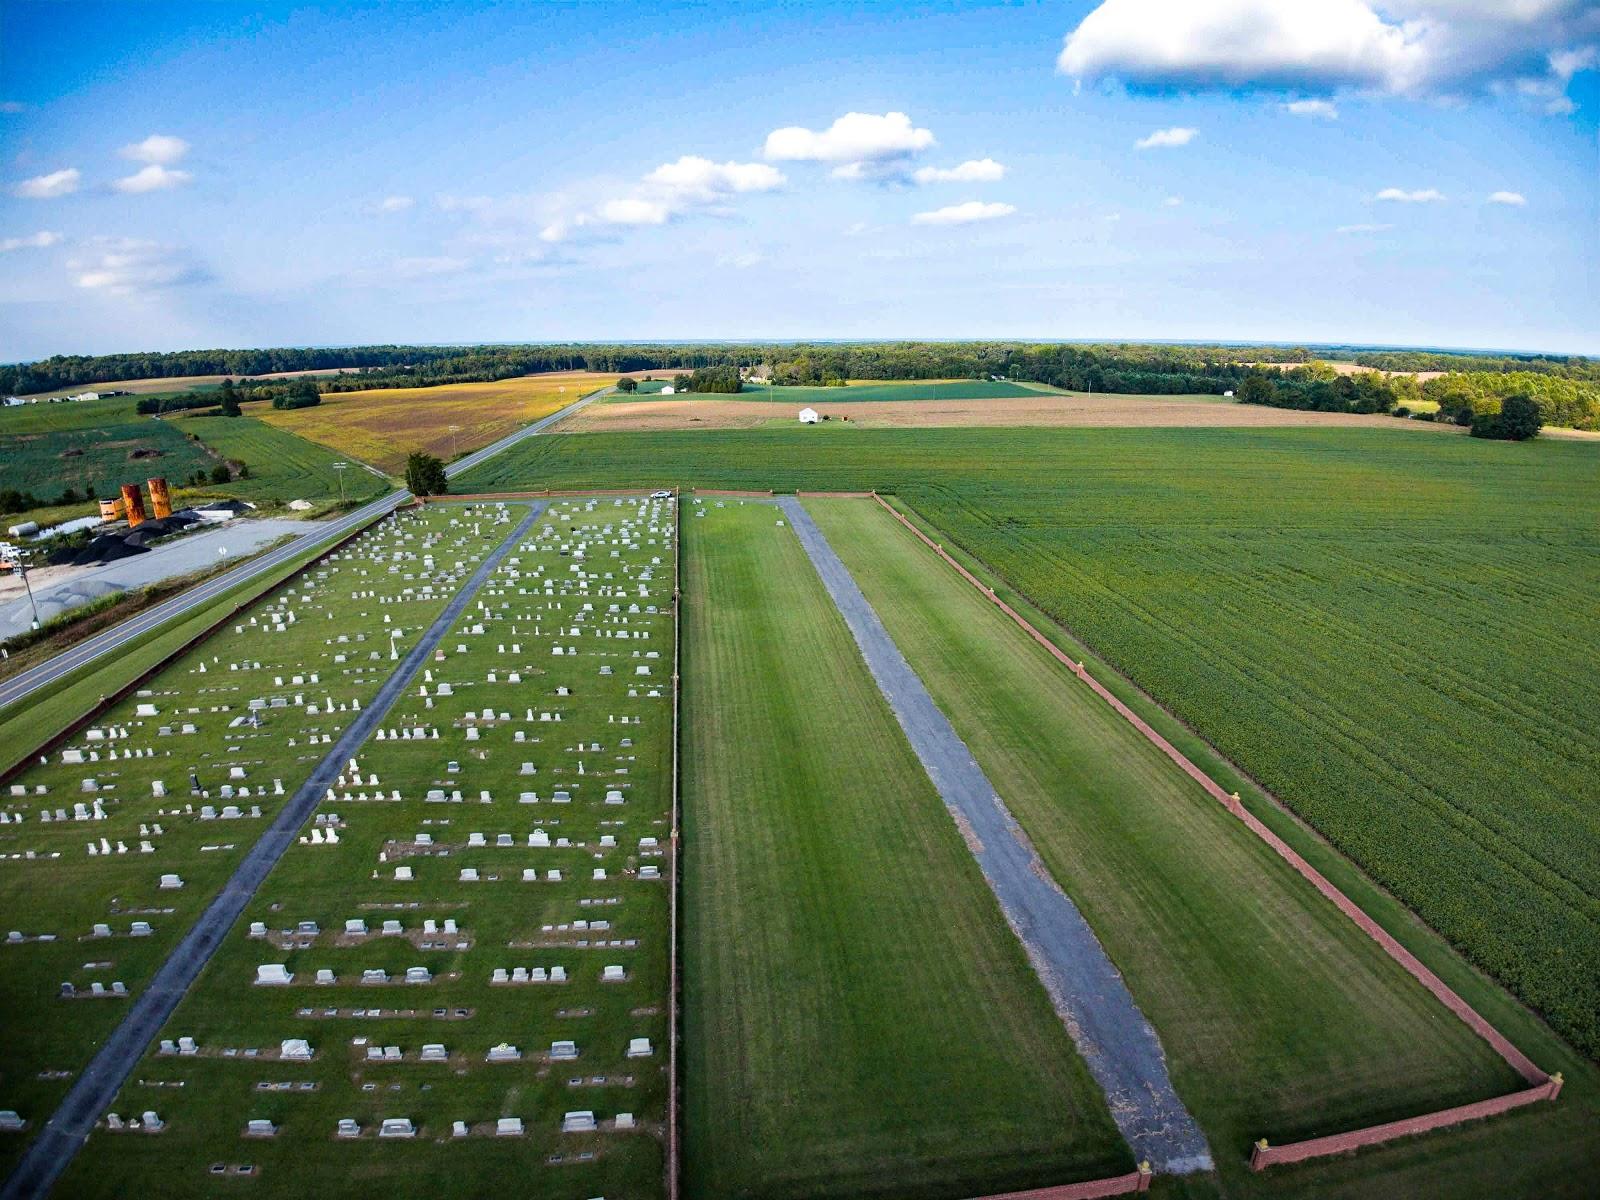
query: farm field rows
0 505 509 1181
805 498 1552 1199
54 495 677 1199
677 380 1044 403
563 393 1450 435
680 500 1130 1200
174 414 387 510
259 373 615 475
453 425 1600 1059
2 416 215 500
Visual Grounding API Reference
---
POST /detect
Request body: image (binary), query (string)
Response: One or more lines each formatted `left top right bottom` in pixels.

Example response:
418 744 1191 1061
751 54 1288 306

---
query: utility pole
7 545 41 631
448 424 462 461
332 461 347 505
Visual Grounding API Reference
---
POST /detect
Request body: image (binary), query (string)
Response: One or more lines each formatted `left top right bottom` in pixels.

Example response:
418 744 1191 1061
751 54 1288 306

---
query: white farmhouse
660 385 676 395
798 408 819 425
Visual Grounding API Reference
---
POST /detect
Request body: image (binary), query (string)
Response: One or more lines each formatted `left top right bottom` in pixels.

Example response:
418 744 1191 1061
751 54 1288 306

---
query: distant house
660 385 676 396
69 391 101 403
798 408 819 424
1223 390 1235 398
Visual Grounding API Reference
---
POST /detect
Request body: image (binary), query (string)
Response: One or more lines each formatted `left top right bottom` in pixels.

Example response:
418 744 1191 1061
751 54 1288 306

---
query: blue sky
2 0 1597 360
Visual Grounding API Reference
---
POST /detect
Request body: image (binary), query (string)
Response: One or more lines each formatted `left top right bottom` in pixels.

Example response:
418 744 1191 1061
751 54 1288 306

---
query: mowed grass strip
805 498 1530 1192
259 372 613 474
681 502 1129 1200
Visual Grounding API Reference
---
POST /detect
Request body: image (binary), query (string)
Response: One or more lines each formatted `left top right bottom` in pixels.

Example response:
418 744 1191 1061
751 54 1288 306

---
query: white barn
798 408 819 424
660 385 676 395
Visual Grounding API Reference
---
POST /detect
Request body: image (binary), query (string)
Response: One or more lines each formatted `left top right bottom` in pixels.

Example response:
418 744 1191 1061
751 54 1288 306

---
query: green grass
57 496 675 1199
680 500 1130 1200
866 494 1600 1200
0 506 513 1181
455 425 1600 1059
177 413 392 503
806 497 1596 1198
0 518 388 776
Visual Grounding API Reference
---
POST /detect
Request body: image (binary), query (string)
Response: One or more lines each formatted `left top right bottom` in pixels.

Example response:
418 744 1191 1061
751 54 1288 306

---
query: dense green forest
1354 349 1600 380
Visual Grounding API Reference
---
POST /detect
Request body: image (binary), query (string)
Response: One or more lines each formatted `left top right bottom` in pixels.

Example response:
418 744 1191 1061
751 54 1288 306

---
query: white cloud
114 164 193 193
1057 0 1600 108
764 111 936 180
1285 98 1339 118
912 200 1017 225
1135 126 1197 149
598 197 672 226
119 134 190 165
912 158 1007 184
1488 190 1528 205
1336 222 1394 233
541 154 784 241
71 237 204 293
641 156 784 201
378 195 415 213
0 230 61 252
765 111 935 162
1374 186 1446 201
1164 195 1184 206
14 168 80 199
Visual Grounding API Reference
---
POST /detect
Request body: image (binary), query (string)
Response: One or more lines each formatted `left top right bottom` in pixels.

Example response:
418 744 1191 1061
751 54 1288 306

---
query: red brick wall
1250 1076 1562 1169
968 1165 1151 1199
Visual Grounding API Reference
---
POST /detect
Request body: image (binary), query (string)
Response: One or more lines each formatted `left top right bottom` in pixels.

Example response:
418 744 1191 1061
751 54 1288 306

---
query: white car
650 490 672 500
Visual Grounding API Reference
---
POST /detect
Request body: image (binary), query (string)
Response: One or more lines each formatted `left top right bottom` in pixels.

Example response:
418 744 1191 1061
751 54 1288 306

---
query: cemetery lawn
680 500 1131 1200
0 515 386 776
0 506 510 1181
258 372 615 474
807 496 1600 1200
57 496 675 1199
453 426 1600 1062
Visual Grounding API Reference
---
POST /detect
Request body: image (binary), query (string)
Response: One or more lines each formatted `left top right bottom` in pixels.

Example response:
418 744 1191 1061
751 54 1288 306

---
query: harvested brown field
557 391 1458 435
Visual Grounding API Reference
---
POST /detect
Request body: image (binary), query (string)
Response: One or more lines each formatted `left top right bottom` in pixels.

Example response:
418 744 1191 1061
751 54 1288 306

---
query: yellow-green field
258 373 613 474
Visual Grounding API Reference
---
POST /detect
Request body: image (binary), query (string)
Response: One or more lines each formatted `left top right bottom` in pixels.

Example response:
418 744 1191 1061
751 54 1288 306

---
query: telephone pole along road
0 383 610 713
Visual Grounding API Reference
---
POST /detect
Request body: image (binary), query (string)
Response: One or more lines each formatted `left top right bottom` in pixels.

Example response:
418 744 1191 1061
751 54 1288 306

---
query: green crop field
1 418 214 500
177 413 391 504
807 497 1600 1199
680 500 1129 1200
455 426 1600 1059
55 496 676 1199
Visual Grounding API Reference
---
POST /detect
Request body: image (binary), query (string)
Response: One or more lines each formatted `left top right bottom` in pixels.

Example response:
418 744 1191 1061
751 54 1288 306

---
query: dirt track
559 393 1459 434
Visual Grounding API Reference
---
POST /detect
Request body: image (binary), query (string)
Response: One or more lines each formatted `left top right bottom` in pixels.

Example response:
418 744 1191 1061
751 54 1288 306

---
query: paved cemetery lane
0 384 610 714
776 497 1213 1175
0 502 546 1200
